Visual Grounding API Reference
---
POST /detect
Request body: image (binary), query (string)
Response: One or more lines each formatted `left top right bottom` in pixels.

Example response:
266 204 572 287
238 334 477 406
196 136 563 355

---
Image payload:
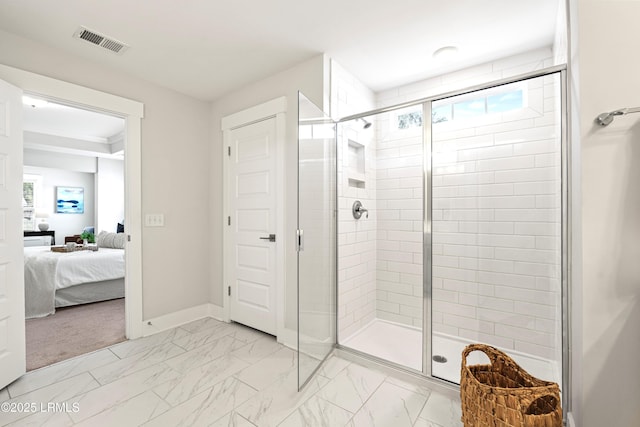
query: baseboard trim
142 303 212 336
208 304 224 321
277 327 297 351
141 304 292 348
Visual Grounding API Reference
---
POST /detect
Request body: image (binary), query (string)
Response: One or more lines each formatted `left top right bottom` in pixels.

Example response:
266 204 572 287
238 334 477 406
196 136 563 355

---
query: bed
24 244 125 319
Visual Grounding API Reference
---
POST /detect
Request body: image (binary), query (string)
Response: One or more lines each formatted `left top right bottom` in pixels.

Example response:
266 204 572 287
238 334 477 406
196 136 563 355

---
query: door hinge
228 216 231 226
297 229 304 252
228 286 231 296
228 146 231 156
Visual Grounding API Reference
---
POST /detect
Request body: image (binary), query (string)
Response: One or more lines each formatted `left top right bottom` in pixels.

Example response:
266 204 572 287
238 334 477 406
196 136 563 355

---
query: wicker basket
460 344 562 427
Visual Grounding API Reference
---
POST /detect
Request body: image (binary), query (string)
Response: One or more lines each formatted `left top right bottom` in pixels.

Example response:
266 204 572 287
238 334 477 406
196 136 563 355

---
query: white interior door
0 79 26 388
227 118 277 335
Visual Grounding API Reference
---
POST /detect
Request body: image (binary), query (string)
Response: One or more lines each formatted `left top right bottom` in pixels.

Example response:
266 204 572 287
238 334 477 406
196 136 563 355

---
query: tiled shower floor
341 319 423 372
341 318 559 385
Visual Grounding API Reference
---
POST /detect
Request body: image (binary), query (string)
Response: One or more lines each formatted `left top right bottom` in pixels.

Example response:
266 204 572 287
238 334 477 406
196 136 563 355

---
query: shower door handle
259 234 276 242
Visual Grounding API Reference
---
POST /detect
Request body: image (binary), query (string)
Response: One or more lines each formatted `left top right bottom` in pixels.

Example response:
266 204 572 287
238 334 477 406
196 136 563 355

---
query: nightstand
24 230 56 245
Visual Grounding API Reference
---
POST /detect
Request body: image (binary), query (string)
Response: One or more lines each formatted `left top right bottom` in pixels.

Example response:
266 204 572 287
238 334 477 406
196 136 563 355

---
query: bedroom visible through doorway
22 96 127 370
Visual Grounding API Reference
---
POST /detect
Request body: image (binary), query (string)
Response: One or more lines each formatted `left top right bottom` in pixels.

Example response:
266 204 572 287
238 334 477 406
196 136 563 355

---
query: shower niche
347 139 365 188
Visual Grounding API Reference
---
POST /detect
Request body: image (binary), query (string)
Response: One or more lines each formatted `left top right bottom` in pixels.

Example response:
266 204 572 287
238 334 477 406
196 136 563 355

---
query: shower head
358 118 372 129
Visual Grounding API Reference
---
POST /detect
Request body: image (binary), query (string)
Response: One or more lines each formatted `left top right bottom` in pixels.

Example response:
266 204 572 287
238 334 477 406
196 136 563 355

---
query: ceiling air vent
73 26 129 55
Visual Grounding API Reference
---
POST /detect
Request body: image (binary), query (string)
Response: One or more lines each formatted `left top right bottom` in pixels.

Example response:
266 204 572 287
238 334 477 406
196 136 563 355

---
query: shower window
397 110 423 129
432 87 525 124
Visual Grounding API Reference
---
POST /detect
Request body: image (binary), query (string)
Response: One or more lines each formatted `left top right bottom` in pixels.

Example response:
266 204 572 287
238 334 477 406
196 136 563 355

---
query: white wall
96 157 124 233
572 1 640 425
24 148 125 239
567 0 582 424
23 164 95 245
0 29 212 320
210 55 328 333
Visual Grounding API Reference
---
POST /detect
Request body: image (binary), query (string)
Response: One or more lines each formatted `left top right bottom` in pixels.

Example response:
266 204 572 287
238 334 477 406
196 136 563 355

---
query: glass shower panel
297 92 337 390
430 73 563 385
337 107 423 372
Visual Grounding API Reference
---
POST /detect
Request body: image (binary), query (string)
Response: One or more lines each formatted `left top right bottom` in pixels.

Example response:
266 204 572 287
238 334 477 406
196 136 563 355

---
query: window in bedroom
23 175 41 231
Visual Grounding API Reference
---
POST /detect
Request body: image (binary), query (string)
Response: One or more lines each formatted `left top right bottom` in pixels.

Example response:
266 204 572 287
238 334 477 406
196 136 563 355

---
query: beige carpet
26 298 126 371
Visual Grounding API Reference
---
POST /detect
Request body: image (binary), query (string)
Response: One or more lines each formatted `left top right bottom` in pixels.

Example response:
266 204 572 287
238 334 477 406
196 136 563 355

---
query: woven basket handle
522 392 561 415
461 344 504 368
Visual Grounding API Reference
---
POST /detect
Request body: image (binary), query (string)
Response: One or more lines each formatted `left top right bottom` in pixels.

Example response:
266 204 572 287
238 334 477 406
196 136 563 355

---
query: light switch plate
145 213 164 227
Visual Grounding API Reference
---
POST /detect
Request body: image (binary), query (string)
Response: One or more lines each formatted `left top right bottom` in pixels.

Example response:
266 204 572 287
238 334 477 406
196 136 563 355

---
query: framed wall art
56 186 84 214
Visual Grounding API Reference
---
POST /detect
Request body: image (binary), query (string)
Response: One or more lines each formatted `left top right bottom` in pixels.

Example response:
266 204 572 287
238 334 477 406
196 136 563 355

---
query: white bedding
24 246 125 318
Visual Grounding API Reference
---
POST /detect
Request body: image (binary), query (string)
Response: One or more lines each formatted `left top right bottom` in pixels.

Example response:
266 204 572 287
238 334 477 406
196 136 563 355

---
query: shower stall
298 66 567 400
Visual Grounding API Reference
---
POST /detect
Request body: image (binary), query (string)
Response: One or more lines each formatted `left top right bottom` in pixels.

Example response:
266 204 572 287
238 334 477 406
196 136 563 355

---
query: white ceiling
22 98 125 143
21 96 126 158
0 0 561 102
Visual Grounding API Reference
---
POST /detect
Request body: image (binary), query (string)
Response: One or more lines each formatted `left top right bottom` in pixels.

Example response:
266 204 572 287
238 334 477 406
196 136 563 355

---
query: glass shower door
429 73 563 385
297 92 337 390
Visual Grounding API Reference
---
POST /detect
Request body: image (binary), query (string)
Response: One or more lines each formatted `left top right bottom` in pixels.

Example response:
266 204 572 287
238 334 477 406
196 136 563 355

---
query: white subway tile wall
375 117 424 327
429 74 562 360
332 60 377 340
373 49 557 338
334 48 561 362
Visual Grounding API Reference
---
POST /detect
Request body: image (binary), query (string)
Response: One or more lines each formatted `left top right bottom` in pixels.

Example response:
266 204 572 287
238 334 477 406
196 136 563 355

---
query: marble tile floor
0 317 463 427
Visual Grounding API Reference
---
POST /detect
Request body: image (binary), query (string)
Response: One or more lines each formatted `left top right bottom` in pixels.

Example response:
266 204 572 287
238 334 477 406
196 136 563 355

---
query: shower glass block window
430 74 562 385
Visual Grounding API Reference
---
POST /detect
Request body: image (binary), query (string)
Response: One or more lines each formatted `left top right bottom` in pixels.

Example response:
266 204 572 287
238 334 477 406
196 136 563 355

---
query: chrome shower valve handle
352 200 368 219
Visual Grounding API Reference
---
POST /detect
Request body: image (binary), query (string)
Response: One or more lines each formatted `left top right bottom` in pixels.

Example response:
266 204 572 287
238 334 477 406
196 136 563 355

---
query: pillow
117 222 124 233
96 231 126 249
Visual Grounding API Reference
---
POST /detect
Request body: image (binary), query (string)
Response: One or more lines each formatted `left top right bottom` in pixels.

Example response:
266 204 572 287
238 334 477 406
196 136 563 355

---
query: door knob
259 234 276 242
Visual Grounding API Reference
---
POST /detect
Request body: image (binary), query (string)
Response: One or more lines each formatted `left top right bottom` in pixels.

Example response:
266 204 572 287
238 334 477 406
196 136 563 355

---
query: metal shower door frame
334 65 570 421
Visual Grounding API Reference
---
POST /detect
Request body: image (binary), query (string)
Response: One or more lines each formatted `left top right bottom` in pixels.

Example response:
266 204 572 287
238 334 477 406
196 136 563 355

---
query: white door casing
0 78 25 389
0 64 144 342
222 97 286 339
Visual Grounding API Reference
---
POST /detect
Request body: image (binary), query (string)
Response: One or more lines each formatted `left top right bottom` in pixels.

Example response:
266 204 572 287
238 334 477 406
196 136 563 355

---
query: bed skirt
55 279 125 308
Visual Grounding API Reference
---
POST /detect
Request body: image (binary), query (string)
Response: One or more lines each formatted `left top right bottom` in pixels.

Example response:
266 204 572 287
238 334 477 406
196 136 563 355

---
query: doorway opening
0 64 143 389
22 96 127 370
